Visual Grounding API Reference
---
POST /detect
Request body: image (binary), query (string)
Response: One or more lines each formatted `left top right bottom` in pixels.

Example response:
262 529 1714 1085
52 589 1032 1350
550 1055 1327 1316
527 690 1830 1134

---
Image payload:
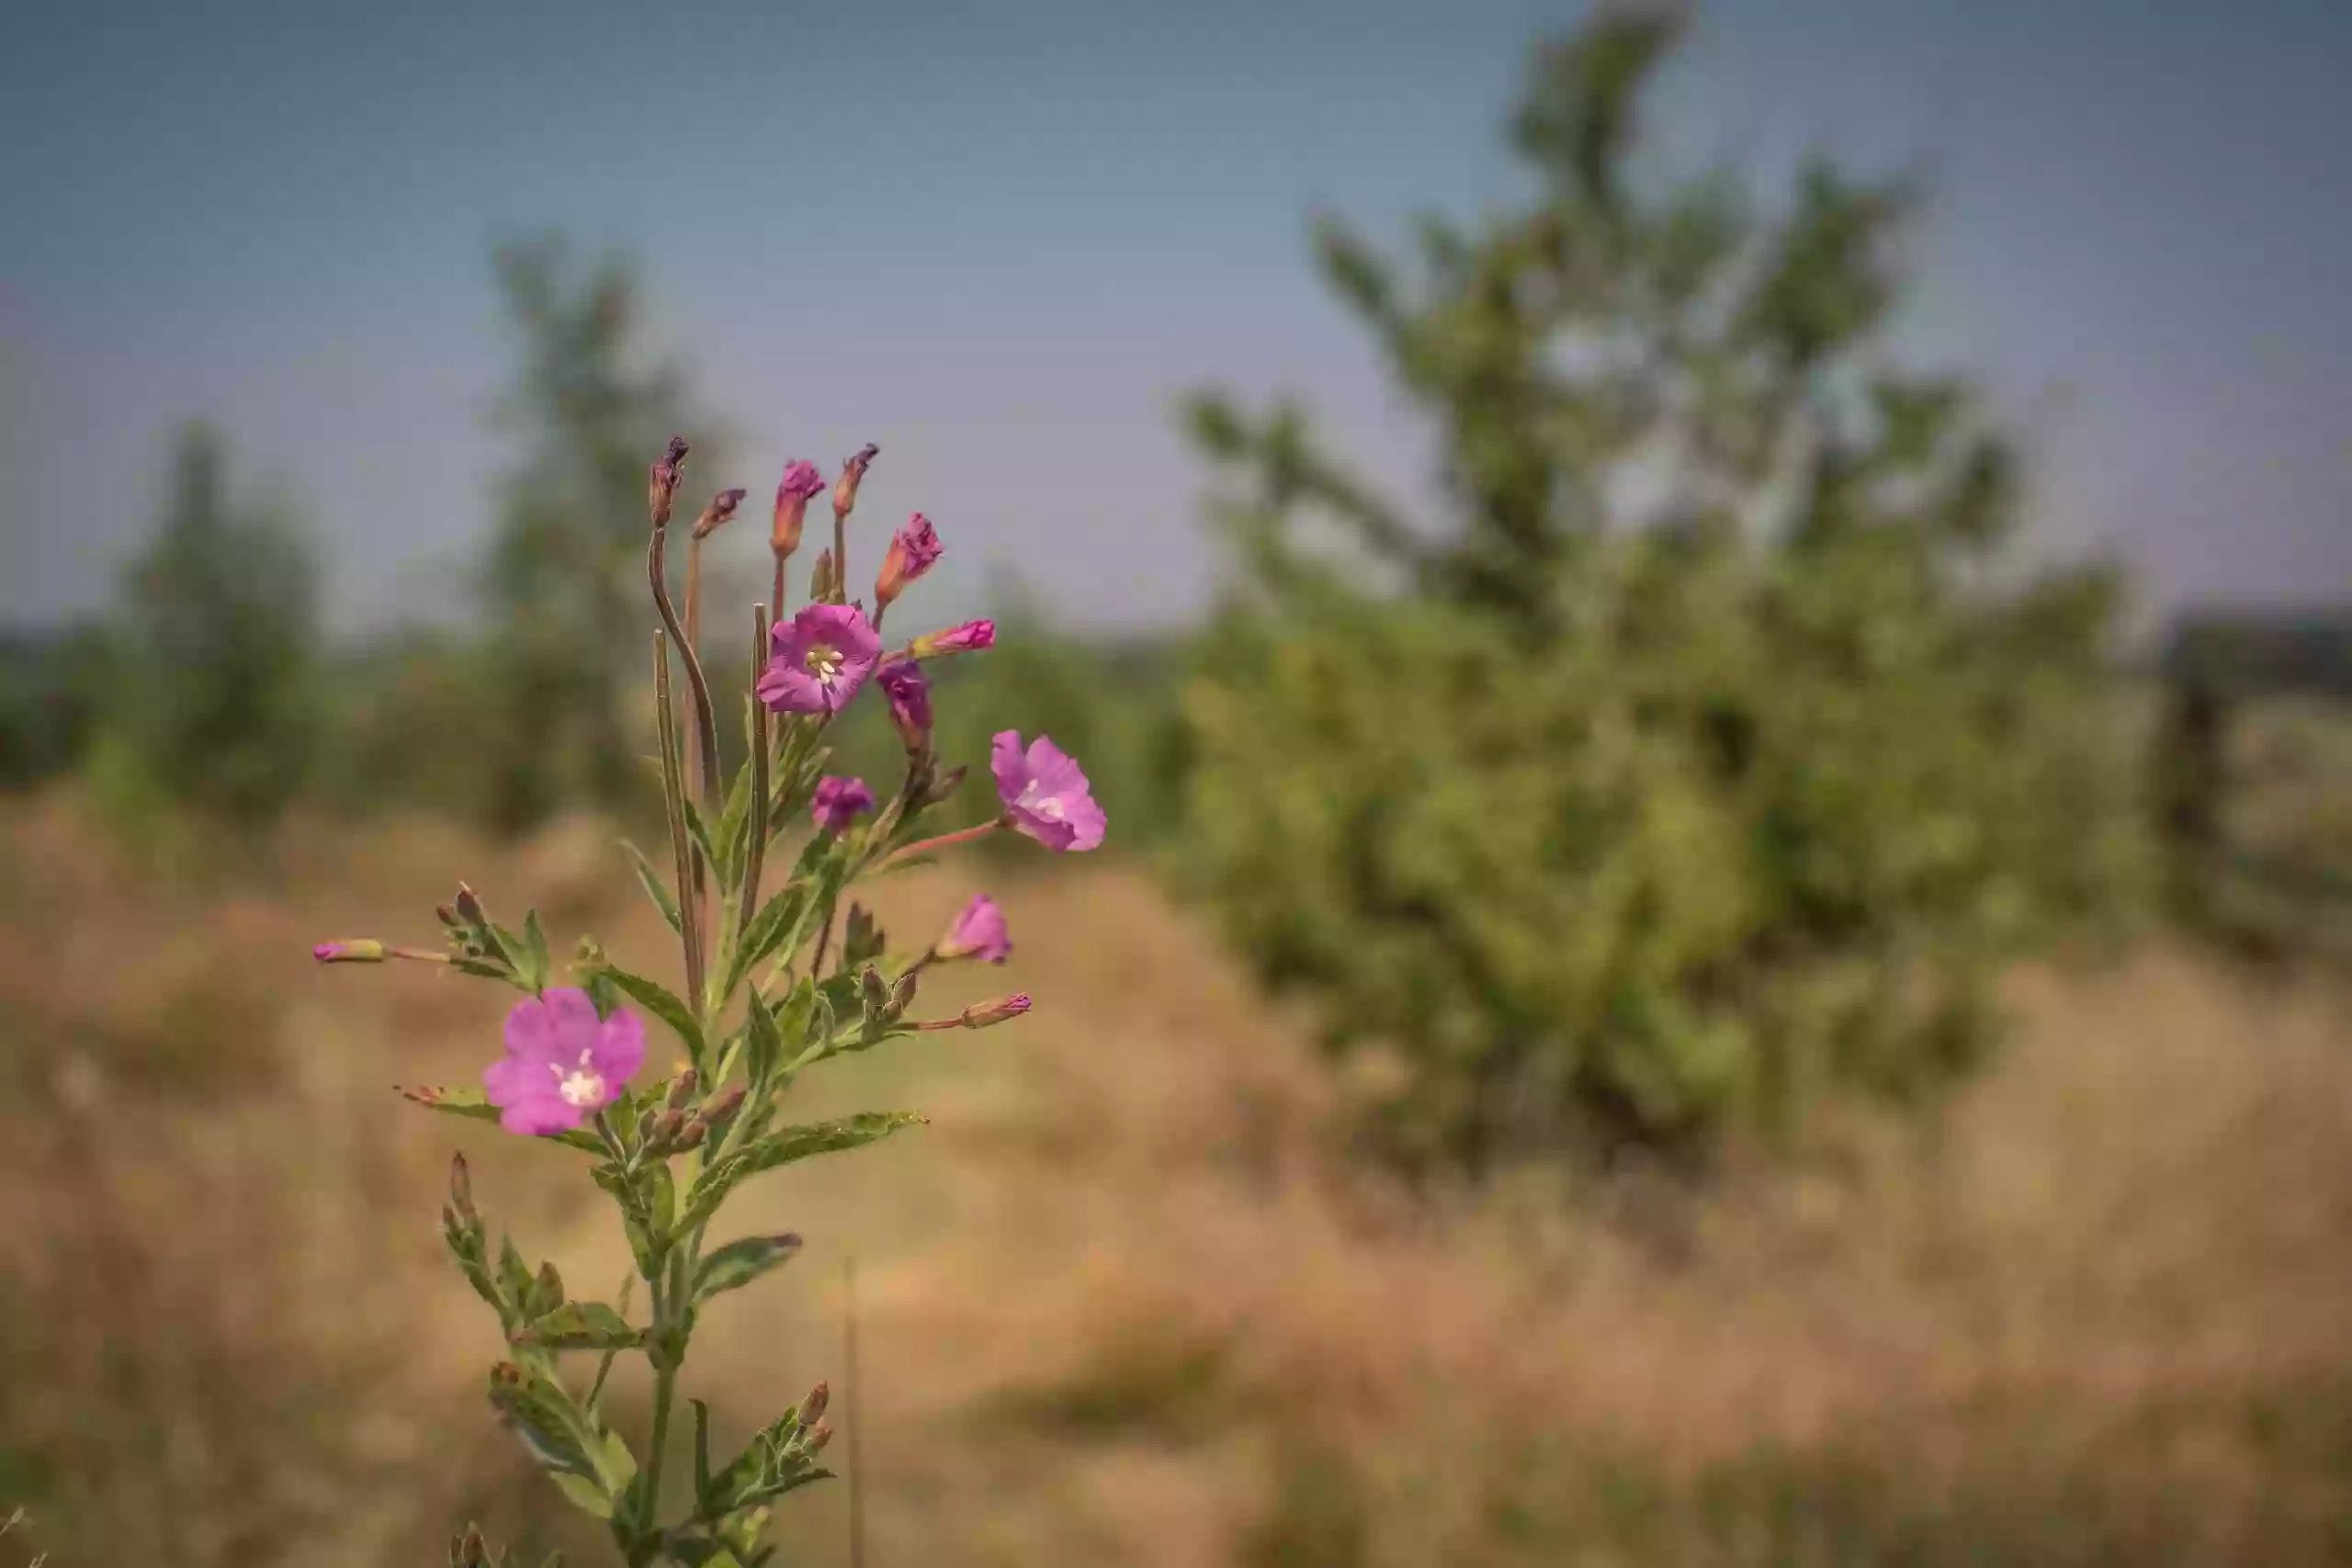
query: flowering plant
313 435 1102 1567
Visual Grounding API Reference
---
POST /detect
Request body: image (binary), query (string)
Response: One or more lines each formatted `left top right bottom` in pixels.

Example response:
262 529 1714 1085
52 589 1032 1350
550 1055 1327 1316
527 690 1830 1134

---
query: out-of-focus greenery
78 423 324 840
1170 12 2154 1169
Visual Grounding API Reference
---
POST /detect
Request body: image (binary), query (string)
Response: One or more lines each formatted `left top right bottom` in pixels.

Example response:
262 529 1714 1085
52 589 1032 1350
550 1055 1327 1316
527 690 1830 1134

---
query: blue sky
5 0 2347 637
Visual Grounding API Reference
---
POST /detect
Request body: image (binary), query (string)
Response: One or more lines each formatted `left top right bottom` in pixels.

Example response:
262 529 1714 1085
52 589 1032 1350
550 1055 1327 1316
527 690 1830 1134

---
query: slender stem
653 633 707 1021
809 899 837 978
738 605 772 938
645 1363 676 1536
845 1254 865 1568
684 534 707 701
876 818 1007 872
831 510 849 606
648 525 724 981
770 556 788 627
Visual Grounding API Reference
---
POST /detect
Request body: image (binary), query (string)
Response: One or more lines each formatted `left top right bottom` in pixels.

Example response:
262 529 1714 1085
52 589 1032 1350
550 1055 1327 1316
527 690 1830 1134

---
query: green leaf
693 1397 716 1506
514 1301 647 1352
528 1259 566 1321
742 987 787 1093
594 964 706 1062
548 1472 614 1519
396 1085 605 1155
675 1112 926 1236
522 908 554 989
693 1234 803 1304
620 840 684 934
684 795 721 882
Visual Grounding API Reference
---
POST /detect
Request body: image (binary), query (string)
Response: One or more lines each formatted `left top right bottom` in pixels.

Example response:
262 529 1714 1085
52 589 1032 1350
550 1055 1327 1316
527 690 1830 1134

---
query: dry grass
3 792 2350 1565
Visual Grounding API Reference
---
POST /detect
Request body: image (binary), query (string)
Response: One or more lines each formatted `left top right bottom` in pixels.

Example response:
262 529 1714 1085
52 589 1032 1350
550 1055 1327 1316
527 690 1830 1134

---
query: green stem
876 817 1007 872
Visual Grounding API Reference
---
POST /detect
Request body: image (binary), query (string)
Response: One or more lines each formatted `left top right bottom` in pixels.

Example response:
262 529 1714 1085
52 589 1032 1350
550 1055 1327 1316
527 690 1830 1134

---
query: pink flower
758 603 881 716
909 619 996 660
484 988 644 1136
812 774 876 832
311 940 384 964
990 731 1106 852
875 514 943 609
933 894 1011 964
877 659 932 750
772 460 825 556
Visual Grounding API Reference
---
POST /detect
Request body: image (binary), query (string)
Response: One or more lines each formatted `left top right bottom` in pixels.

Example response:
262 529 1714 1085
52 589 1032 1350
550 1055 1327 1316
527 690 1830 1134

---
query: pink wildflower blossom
484 988 644 1136
811 775 876 832
758 602 881 716
875 514 944 608
990 731 1106 852
933 894 1011 964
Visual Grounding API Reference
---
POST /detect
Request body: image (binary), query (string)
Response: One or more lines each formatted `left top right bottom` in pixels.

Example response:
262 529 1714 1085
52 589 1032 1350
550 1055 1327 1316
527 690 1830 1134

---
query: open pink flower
908 619 995 660
484 988 644 1136
990 731 1106 852
875 514 943 608
812 774 876 832
758 602 881 716
877 659 932 750
933 894 1011 964
772 460 825 556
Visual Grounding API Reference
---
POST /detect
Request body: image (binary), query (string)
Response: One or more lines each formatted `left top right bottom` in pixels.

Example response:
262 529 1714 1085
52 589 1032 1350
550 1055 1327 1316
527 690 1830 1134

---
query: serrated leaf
674 1113 926 1235
514 1301 647 1352
548 1471 613 1519
522 909 553 989
396 1086 605 1155
594 965 706 1062
743 988 786 1092
620 840 684 934
692 1234 803 1304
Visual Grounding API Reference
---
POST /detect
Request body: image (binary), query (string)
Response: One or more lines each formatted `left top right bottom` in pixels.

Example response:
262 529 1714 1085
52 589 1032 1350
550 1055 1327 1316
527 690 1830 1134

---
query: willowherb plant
312 435 1103 1567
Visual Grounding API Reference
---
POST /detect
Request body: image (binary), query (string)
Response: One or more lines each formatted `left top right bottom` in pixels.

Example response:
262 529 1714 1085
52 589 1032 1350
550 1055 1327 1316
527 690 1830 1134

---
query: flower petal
989 730 1029 804
591 1007 646 1089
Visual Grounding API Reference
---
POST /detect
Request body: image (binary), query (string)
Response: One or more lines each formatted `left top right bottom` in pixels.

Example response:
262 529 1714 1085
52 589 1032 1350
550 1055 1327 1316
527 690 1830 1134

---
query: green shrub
1174 13 2150 1170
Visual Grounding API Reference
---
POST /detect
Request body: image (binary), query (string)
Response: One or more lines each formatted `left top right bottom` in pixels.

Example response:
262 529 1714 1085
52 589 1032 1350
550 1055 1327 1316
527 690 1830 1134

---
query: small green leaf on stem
620 840 684 934
692 1233 804 1304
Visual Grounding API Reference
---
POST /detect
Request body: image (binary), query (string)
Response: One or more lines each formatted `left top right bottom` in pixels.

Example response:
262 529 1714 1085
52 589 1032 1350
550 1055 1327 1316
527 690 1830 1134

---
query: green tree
475 235 717 832
1177 9 2148 1172
88 422 321 831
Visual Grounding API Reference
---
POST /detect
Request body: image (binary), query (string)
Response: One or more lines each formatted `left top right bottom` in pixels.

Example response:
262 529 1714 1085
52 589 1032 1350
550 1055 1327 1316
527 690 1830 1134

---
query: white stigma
548 1046 606 1109
1017 779 1064 820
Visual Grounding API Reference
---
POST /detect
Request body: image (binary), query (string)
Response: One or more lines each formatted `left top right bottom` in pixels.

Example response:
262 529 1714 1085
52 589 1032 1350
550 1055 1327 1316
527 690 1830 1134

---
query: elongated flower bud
448 1153 477 1225
831 443 880 523
650 435 690 528
692 487 748 541
797 1380 830 1426
666 1069 700 1111
701 1083 747 1124
801 1417 834 1456
312 939 385 964
773 460 825 558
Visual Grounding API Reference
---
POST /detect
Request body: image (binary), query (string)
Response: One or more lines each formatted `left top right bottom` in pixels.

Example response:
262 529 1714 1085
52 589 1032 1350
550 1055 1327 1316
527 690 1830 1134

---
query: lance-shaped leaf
742 987 789 1094
514 1301 648 1352
520 908 554 991
693 1233 803 1305
723 845 843 999
674 1112 926 1236
619 840 684 934
590 964 706 1065
396 1085 605 1156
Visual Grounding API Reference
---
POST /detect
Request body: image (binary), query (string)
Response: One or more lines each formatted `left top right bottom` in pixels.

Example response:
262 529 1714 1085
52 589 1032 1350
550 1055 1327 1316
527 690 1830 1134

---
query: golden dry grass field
4 794 2350 1566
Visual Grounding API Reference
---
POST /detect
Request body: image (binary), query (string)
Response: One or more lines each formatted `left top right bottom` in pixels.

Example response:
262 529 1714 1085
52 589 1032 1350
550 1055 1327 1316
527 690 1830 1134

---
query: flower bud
455 883 486 927
797 1380 831 1426
876 659 932 752
693 487 748 541
646 1108 685 1153
889 967 920 1015
831 443 880 523
801 1417 834 1456
860 964 891 1014
666 1069 700 1111
907 618 996 660
772 460 825 558
650 435 691 528
673 1117 708 1152
448 1153 477 1225
435 903 461 929
919 993 1033 1031
311 939 385 964
874 513 942 609
702 1083 748 1124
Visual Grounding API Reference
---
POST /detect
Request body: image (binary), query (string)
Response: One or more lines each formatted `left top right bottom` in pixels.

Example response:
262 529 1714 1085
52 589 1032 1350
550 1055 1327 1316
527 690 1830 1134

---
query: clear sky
5 0 2347 637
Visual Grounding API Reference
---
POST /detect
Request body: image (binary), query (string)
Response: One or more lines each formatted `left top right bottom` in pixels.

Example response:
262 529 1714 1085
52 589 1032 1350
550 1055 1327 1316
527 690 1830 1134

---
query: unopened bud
693 486 748 541
889 967 921 1015
489 1360 522 1388
831 442 880 523
455 883 486 926
773 460 825 558
311 939 385 964
673 1117 708 1152
874 513 943 609
435 903 461 929
650 435 691 528
458 1525 487 1567
906 618 997 660
917 993 1033 1032
666 1069 700 1110
860 964 890 1013
797 1380 831 1426
647 1108 685 1152
448 1153 476 1224
801 1417 833 1456
702 1083 748 1124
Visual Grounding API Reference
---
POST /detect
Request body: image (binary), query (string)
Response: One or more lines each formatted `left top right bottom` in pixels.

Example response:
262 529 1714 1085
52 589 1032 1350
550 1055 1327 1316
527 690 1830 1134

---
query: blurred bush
1172 12 2152 1171
77 422 322 842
